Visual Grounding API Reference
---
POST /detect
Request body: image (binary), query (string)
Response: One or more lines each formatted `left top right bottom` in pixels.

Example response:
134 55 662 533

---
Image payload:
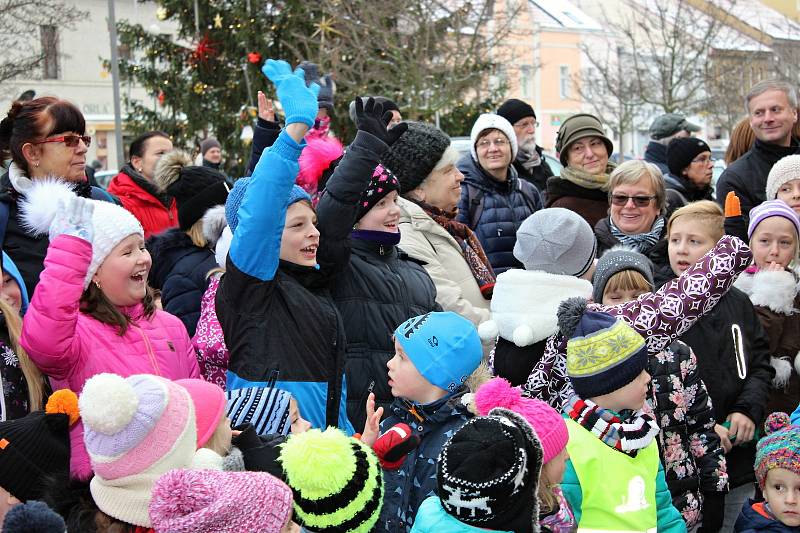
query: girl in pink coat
18 179 200 480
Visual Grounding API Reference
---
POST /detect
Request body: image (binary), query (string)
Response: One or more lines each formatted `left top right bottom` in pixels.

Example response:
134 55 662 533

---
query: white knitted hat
766 155 800 201
19 178 143 288
470 113 519 161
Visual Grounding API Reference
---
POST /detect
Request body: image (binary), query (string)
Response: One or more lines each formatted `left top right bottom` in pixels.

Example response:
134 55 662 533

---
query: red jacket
107 170 178 238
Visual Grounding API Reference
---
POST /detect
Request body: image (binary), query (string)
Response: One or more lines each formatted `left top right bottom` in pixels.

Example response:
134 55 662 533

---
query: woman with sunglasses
0 97 113 295
664 137 715 210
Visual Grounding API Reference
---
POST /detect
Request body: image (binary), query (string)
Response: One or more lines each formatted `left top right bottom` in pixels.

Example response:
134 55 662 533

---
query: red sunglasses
33 134 91 148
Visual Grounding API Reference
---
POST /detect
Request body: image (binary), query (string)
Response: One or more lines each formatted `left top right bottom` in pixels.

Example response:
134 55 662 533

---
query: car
93 170 118 190
449 136 563 176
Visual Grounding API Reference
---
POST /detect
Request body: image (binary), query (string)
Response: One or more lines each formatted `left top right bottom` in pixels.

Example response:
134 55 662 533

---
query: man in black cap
643 113 701 175
496 98 553 194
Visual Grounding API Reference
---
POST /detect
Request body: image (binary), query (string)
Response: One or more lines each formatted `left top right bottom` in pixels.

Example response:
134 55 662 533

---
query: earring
94 280 101 290
33 161 40 168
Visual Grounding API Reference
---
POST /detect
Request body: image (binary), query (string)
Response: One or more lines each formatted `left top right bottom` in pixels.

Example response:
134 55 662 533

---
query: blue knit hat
558 298 648 398
394 312 482 394
225 178 312 233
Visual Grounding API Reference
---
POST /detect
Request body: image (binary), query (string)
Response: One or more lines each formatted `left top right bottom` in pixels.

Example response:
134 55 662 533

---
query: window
559 65 571 99
521 66 532 98
41 25 59 79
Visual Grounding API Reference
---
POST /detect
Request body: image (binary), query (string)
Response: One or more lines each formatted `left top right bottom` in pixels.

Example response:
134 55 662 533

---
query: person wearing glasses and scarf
665 137 715 210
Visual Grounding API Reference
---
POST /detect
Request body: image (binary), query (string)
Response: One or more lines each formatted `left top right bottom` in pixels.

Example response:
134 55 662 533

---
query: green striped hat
279 427 383 532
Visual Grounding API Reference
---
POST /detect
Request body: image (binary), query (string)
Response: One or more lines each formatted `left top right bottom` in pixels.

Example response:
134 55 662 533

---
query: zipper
379 244 384 256
133 324 162 376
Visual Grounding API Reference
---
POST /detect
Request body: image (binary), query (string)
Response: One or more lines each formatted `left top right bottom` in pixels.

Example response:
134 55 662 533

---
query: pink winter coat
192 274 228 390
20 235 200 480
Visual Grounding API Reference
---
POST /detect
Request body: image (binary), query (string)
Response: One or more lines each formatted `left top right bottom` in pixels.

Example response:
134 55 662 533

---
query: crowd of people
0 58 798 533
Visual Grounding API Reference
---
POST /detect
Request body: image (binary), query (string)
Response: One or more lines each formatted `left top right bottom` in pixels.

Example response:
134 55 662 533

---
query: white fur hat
766 155 800 201
470 113 519 161
19 178 143 288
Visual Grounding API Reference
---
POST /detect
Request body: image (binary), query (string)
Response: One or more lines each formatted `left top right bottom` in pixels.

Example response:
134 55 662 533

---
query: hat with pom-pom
149 468 294 533
79 373 197 527
0 389 78 502
279 427 383 532
755 412 800 489
475 377 567 463
2 500 66 533
558 297 648 398
766 155 800 201
297 135 343 195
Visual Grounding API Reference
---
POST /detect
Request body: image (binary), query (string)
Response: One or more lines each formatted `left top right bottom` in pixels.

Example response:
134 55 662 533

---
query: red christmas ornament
247 51 262 64
190 33 219 65
157 90 165 106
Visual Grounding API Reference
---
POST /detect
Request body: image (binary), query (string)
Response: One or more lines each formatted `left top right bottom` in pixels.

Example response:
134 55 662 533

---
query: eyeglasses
515 119 540 129
610 194 656 207
477 138 508 149
690 155 714 165
33 134 91 148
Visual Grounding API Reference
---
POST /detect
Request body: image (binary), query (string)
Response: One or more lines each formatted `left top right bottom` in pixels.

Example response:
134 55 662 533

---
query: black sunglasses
610 194 656 207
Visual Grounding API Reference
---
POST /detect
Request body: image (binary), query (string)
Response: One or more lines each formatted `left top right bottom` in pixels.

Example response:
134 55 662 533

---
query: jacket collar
119 164 173 208
390 389 469 429
753 137 800 163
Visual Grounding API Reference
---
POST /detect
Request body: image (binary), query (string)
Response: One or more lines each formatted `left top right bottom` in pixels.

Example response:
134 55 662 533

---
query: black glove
318 75 335 111
354 96 408 146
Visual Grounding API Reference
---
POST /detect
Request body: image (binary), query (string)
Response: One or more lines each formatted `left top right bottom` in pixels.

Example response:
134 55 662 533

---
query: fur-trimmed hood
153 150 193 193
478 269 593 346
734 268 799 315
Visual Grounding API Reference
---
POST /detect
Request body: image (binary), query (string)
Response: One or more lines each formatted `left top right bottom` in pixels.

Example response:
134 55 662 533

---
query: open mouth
130 270 147 283
300 244 318 257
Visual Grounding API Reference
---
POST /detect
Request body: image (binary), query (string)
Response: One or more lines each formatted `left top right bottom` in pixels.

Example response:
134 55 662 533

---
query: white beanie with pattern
767 155 800 201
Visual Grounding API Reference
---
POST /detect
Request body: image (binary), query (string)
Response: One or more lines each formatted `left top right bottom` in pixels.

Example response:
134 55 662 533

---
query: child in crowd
412 407 544 533
735 412 800 532
767 155 800 218
18 180 200 480
593 247 727 530
175 378 235 470
279 426 383 532
668 201 775 530
558 298 686 532
377 311 483 532
1 252 27 315
474 377 575 531
733 200 800 415
0 389 77 524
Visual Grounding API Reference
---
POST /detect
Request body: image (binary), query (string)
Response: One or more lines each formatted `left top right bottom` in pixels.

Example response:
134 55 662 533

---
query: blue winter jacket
411 496 514 533
735 499 799 532
455 155 542 274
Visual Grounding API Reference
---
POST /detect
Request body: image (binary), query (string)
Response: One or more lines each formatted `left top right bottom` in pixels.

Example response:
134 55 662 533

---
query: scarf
539 486 576 533
411 198 496 298
559 163 614 191
517 142 543 172
609 216 665 253
350 229 401 247
566 395 660 455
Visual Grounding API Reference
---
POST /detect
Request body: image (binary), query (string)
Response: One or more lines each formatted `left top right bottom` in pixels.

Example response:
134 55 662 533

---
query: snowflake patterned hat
437 407 542 533
356 164 400 222
558 297 648 399
755 412 800 489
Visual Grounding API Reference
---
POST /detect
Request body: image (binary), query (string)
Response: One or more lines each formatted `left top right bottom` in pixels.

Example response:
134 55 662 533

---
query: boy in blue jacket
557 297 686 533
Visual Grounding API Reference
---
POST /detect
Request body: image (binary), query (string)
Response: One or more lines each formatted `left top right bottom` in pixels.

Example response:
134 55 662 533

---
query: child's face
751 217 797 270
92 234 151 307
668 218 716 276
289 399 311 434
542 447 569 485
763 468 800 527
387 339 442 404
596 369 651 412
0 272 21 313
206 416 233 456
777 179 800 216
601 288 648 306
0 486 20 524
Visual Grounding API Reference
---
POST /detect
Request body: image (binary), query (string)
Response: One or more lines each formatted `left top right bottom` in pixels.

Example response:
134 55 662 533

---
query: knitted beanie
199 137 221 156
175 379 226 449
2 500 66 533
755 412 800 489
513 208 596 277
474 377 567 464
226 386 292 436
555 113 613 166
497 99 536 125
666 137 711 177
747 199 800 240
470 113 518 161
297 136 343 195
0 389 78 502
224 178 311 233
149 469 294 533
766 155 800 201
558 298 648 398
19 178 142 288
279 427 383 532
382 122 451 193
437 408 542 533
394 312 482 394
591 247 655 303
154 150 230 230
356 164 400 221
79 373 197 527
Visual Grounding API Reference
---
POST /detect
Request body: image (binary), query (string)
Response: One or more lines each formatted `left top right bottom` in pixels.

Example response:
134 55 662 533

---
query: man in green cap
643 113 701 175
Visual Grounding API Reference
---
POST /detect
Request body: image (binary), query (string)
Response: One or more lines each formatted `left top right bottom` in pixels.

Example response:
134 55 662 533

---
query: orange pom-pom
45 389 80 426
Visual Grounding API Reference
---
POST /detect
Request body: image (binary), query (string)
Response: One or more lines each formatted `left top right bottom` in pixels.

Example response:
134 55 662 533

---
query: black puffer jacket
147 227 218 336
316 131 440 431
512 145 553 196
455 155 542 274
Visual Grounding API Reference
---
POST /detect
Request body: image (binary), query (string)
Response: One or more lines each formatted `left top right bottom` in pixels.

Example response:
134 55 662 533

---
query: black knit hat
0 390 78 502
382 122 451 194
437 408 542 533
666 137 711 177
357 164 400 221
497 99 536 125
154 150 230 230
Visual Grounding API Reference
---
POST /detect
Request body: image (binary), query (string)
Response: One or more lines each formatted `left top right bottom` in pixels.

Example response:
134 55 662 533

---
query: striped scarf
566 396 660 456
609 216 665 254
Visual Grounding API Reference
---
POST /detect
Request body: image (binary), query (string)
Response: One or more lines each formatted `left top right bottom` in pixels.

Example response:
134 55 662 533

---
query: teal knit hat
225 179 311 233
755 412 800 489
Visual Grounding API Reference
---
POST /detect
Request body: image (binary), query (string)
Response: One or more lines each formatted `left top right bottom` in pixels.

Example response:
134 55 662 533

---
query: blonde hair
186 219 207 248
603 270 652 299
0 299 44 411
538 466 560 514
203 417 232 456
667 200 724 241
608 160 667 213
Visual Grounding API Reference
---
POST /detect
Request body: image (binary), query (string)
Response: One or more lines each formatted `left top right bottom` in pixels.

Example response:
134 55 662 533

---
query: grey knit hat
382 122 451 194
513 208 597 277
555 113 613 166
591 247 655 303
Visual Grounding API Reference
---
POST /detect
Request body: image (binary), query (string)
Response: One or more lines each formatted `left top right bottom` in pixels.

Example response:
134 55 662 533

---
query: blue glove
261 59 320 127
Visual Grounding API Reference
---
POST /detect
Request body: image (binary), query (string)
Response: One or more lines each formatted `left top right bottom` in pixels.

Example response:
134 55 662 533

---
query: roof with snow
530 0 603 31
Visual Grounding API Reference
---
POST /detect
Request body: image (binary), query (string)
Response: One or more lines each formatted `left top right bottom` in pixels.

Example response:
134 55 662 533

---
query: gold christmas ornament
214 13 223 28
193 82 205 94
156 6 168 20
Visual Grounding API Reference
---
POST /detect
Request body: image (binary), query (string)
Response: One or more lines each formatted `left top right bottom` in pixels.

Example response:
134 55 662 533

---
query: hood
734 500 788 532
643 141 668 165
2 252 29 315
734 268 799 315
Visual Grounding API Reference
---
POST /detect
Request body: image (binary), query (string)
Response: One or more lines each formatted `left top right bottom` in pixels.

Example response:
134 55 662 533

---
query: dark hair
0 97 85 174
128 131 170 161
79 283 156 335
